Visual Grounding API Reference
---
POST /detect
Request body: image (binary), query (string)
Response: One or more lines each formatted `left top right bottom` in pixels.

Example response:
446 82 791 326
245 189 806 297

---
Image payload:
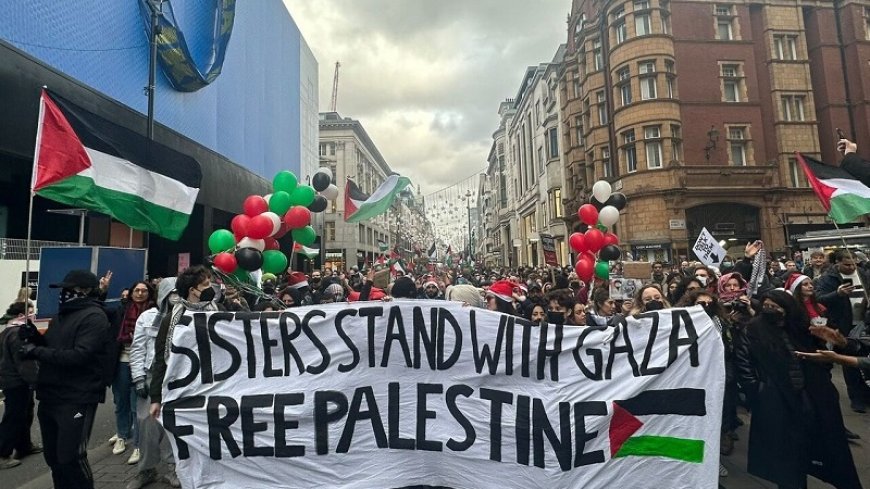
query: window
645 126 663 168
721 63 743 102
319 142 335 157
727 126 748 166
623 130 638 172
325 221 336 241
664 60 676 97
773 34 798 60
715 4 733 16
548 127 559 159
597 91 608 125
536 101 542 125
620 82 633 106
781 95 806 121
537 146 544 173
593 39 603 71
636 13 652 36
602 147 613 178
670 124 683 163
634 0 650 10
575 115 585 147
552 188 564 218
865 7 870 40
614 7 626 18
640 76 657 100
617 66 631 81
661 12 671 34
717 20 734 40
639 60 656 74
615 20 627 43
788 157 808 188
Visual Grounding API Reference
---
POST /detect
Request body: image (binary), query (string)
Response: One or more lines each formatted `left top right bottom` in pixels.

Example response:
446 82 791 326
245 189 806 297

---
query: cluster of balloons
206 167 338 277
569 180 628 283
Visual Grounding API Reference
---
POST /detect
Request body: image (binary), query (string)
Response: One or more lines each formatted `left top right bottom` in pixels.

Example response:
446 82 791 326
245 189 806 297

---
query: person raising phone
837 129 870 188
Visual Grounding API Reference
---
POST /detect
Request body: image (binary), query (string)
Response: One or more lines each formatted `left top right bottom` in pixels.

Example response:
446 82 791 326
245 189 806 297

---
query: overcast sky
284 0 568 194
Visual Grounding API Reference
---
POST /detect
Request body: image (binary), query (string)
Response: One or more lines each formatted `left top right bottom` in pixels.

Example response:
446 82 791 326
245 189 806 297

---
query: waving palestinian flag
797 152 870 223
31 90 201 240
344 175 410 223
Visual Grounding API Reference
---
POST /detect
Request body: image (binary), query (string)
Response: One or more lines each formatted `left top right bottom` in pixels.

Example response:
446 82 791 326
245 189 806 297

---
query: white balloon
261 211 282 236
238 237 265 251
599 205 620 227
321 184 339 201
592 180 612 203
317 167 334 182
264 193 272 204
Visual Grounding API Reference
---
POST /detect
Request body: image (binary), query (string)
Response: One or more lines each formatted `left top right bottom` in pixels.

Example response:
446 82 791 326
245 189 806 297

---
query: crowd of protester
1 242 869 488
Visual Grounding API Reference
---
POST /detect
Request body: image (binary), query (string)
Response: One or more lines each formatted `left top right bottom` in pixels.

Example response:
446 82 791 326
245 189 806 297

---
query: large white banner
159 301 724 489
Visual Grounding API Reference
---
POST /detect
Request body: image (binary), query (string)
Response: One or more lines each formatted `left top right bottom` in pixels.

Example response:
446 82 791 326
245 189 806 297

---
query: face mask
198 286 216 303
546 311 565 324
702 304 717 317
761 308 784 323
644 300 664 312
263 284 276 295
695 276 707 286
721 261 733 268
59 288 88 305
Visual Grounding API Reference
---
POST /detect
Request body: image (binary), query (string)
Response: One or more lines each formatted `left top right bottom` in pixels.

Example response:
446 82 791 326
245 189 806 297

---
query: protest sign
610 276 643 300
692 227 726 268
159 302 723 488
540 234 559 267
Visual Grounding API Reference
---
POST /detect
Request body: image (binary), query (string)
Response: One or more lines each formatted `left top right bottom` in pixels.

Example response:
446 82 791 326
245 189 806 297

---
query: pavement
6 366 870 488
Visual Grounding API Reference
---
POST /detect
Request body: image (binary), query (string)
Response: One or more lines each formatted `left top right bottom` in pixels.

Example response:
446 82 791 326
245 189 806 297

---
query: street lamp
465 189 473 260
704 125 719 162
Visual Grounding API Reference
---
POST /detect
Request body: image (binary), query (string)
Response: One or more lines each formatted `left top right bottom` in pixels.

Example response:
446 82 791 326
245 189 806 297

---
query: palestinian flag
293 243 319 259
428 242 437 260
344 175 411 223
378 239 388 253
390 245 401 261
610 388 706 463
31 90 201 240
391 260 405 276
797 152 870 224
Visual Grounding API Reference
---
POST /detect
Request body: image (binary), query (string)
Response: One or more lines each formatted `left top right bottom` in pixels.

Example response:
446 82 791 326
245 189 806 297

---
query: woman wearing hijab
734 290 862 489
717 272 755 326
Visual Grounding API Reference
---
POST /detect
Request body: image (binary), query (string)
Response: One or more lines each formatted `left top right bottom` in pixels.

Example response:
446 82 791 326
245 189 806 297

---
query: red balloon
585 228 605 252
273 222 291 239
284 206 312 229
247 214 274 239
213 252 237 274
569 232 587 253
243 195 269 217
578 204 599 226
264 237 280 250
231 215 250 238
575 257 595 282
603 232 620 246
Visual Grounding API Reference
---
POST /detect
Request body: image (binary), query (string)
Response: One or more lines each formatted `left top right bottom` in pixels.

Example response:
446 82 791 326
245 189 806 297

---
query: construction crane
330 61 340 112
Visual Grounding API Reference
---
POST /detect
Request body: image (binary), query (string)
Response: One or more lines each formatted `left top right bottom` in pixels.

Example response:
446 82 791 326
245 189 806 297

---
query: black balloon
599 244 622 261
590 196 606 210
308 195 328 212
235 247 263 271
605 192 627 210
312 171 331 192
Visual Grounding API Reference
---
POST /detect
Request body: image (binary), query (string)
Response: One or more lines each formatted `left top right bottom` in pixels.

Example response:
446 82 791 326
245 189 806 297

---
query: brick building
559 0 869 262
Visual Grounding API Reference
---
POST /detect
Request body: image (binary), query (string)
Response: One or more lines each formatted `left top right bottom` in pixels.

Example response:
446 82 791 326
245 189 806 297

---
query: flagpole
26 89 48 294
831 221 870 304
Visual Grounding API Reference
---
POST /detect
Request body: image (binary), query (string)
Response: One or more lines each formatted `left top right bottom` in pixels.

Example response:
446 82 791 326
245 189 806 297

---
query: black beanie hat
391 277 417 299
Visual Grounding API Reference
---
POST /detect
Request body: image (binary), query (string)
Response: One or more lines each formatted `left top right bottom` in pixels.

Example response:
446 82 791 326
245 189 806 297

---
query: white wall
0 259 39 308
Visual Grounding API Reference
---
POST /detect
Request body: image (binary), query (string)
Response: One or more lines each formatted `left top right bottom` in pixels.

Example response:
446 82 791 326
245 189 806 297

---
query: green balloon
269 190 292 215
273 171 298 193
291 225 317 246
289 185 316 207
262 250 288 275
231 268 252 283
208 229 236 254
594 260 610 280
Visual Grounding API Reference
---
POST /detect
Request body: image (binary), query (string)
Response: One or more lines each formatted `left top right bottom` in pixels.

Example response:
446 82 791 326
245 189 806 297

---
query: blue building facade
0 0 316 179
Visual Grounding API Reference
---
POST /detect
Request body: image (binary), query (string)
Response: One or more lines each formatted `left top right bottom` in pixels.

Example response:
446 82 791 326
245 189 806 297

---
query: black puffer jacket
814 265 870 335
32 298 111 404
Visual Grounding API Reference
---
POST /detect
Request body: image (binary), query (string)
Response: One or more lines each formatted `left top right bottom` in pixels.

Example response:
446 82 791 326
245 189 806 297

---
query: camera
723 301 747 312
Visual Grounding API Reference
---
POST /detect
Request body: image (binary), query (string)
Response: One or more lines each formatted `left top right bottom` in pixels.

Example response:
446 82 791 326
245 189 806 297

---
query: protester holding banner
670 276 705 306
484 280 517 315
526 302 546 324
629 284 670 315
587 287 617 326
544 289 575 325
734 290 862 489
149 265 218 413
570 302 587 326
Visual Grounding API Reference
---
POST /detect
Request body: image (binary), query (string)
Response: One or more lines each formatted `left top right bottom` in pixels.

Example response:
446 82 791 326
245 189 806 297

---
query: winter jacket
814 266 870 335
32 298 111 404
129 307 159 383
840 336 870 375
0 324 29 389
734 318 862 489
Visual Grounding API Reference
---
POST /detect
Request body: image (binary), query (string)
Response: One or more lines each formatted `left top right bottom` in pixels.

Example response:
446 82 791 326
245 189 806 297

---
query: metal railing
0 238 82 261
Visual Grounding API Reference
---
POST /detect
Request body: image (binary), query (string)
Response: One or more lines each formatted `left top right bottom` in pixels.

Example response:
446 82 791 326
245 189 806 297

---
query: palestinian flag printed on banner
610 388 706 463
32 90 201 240
343 174 411 223
797 152 870 223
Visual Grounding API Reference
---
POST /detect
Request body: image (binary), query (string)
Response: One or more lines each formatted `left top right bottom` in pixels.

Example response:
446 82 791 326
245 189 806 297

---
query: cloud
283 0 567 195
